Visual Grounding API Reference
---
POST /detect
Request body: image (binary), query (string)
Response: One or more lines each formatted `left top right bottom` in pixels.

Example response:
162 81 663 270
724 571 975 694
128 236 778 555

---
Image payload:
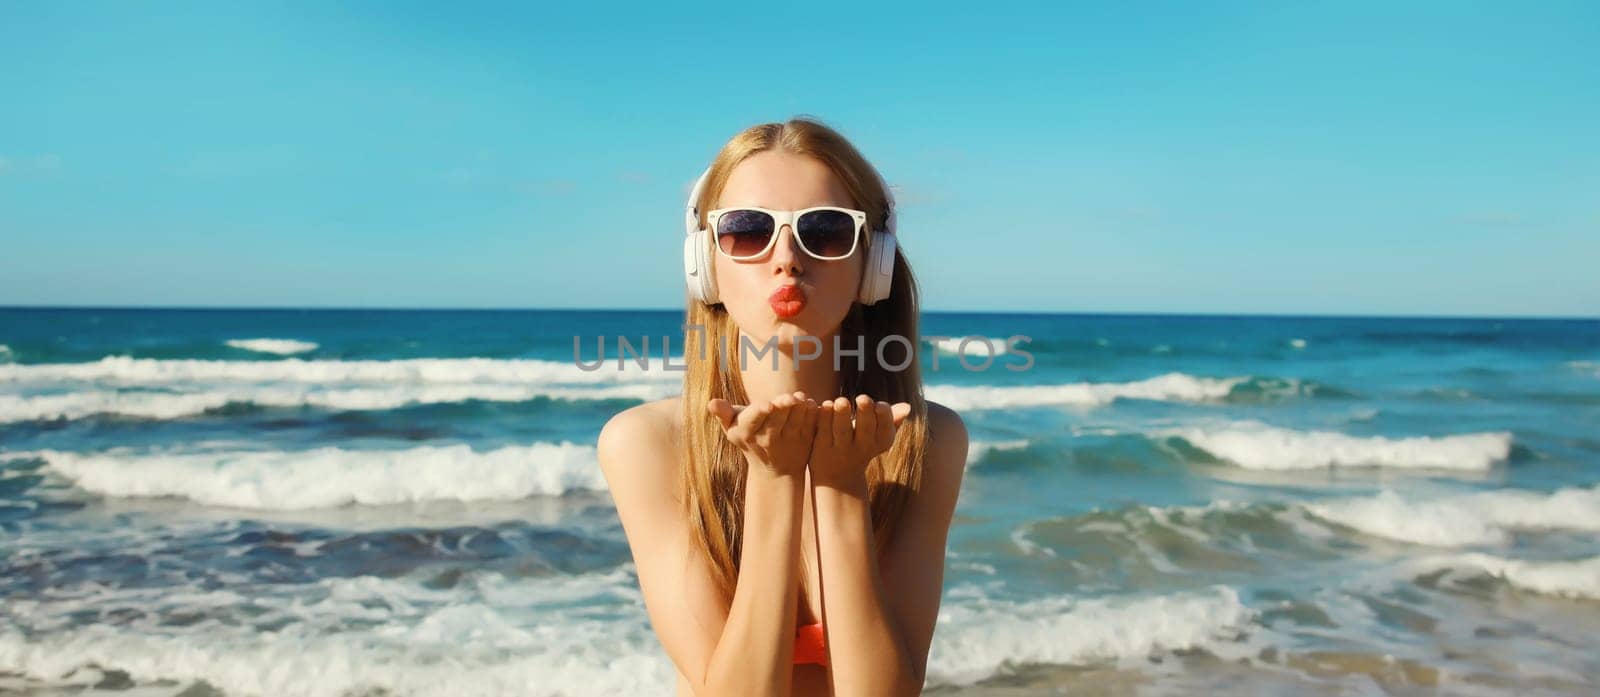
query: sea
1 308 1597 696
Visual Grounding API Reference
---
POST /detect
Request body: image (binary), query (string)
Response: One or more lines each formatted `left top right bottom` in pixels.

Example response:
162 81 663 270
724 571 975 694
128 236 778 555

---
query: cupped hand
707 391 818 477
809 394 912 488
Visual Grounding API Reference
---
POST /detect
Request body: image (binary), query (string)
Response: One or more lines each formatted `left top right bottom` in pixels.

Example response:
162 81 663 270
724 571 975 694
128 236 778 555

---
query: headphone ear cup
857 231 896 305
682 233 703 304
683 227 719 305
700 228 719 304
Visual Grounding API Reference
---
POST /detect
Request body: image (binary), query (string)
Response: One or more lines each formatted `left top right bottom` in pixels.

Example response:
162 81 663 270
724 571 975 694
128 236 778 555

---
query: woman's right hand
707 391 817 477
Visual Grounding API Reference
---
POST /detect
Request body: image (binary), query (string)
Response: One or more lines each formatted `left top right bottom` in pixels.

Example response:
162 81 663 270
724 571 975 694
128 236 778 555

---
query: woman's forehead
717 151 854 209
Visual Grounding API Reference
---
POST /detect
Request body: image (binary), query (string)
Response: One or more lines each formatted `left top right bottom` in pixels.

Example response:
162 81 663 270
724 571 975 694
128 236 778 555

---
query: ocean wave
1224 376 1351 402
1408 553 1600 600
0 344 12 363
30 442 605 509
925 372 1246 411
0 564 1262 695
1162 422 1513 471
926 585 1259 685
1006 499 1351 589
1305 485 1600 547
0 355 682 386
225 337 319 355
931 336 1021 358
1569 360 1600 377
0 568 676 697
1008 490 1600 582
966 438 1031 467
0 382 678 423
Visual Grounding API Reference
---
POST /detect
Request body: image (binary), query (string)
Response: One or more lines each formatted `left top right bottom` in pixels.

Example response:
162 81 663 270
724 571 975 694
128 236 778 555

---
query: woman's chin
770 319 835 346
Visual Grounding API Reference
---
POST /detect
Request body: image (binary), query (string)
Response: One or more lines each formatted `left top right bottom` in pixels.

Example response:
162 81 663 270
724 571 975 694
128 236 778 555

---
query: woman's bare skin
599 395 966 696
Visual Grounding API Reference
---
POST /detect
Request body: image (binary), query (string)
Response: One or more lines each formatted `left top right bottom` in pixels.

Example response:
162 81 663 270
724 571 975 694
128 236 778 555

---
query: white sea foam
1568 360 1600 377
0 356 680 386
1408 553 1600 600
0 382 678 423
965 438 1031 467
1166 422 1512 471
0 344 12 363
1289 338 1307 350
0 355 683 422
0 557 1269 696
33 441 605 509
932 336 1017 357
225 338 319 355
926 372 1245 411
1304 485 1600 547
926 585 1258 685
0 568 676 697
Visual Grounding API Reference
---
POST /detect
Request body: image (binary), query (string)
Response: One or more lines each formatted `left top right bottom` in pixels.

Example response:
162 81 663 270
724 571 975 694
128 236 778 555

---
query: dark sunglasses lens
798 210 857 258
716 210 775 257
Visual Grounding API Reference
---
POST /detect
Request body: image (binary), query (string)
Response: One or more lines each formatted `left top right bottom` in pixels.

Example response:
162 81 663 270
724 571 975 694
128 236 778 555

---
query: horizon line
1 304 1595 322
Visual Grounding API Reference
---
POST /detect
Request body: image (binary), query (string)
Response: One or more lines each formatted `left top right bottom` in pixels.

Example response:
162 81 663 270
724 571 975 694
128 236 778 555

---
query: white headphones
682 163 897 306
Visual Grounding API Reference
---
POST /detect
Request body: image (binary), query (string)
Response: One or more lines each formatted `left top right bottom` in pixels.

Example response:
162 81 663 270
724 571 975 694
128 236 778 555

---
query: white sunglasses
706 206 869 261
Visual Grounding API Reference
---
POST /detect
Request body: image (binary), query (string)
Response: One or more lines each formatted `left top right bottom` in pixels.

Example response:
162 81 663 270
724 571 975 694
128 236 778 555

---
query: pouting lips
769 285 807 318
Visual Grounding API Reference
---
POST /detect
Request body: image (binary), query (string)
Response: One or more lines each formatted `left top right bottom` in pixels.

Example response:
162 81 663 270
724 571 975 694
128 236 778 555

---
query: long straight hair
678 116 929 598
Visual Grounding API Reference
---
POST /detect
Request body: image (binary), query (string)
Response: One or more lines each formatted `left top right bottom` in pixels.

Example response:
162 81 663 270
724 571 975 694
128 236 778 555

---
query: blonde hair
679 116 929 598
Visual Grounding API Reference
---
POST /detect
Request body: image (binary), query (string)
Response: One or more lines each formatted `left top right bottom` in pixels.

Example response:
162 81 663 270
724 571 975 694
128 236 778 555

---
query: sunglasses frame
706 205 869 261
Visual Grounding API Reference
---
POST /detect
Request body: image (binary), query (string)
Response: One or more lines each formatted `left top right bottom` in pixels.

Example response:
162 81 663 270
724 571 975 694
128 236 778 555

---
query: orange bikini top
794 621 828 666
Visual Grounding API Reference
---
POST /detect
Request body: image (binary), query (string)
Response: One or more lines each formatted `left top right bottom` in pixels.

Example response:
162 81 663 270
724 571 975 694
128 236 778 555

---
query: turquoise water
1 308 1597 695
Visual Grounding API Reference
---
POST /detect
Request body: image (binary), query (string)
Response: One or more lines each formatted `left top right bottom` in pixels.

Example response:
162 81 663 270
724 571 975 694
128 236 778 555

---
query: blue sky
1 2 1595 316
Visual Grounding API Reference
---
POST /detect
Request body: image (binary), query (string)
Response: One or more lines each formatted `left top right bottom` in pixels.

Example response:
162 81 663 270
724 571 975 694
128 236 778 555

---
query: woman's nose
770 225 804 270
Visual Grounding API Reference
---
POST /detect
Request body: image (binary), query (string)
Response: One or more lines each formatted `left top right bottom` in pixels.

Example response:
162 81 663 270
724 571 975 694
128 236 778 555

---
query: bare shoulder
599 397 681 450
596 397 683 498
608 396 680 430
924 400 969 470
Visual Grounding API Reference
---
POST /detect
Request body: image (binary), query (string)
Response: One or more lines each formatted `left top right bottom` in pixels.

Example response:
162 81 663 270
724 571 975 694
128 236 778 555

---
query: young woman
598 117 968 697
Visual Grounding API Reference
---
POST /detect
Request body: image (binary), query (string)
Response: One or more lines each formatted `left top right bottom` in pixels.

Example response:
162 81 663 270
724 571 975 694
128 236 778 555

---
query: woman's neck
735 328 848 406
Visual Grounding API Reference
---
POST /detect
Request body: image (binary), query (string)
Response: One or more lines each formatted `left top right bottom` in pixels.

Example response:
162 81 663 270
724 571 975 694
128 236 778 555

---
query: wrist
811 468 869 494
747 459 803 482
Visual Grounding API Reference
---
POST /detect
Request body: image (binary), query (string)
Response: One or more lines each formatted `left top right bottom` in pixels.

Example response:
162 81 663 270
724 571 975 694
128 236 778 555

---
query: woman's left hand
808 394 913 489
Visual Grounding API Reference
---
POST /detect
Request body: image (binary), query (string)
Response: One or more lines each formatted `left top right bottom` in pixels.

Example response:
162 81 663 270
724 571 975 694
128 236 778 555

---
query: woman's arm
813 471 921 696
702 464 805 696
810 398 968 697
599 395 817 697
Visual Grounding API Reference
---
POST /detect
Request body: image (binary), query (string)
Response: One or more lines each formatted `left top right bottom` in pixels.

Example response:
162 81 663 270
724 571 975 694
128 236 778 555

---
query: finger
853 394 877 446
734 401 772 441
707 399 735 429
873 400 894 446
830 396 853 447
815 399 837 449
784 395 815 440
766 395 795 436
890 402 912 426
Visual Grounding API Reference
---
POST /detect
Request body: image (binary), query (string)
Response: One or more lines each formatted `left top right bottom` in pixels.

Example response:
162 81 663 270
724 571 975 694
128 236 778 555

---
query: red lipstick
769 284 807 319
